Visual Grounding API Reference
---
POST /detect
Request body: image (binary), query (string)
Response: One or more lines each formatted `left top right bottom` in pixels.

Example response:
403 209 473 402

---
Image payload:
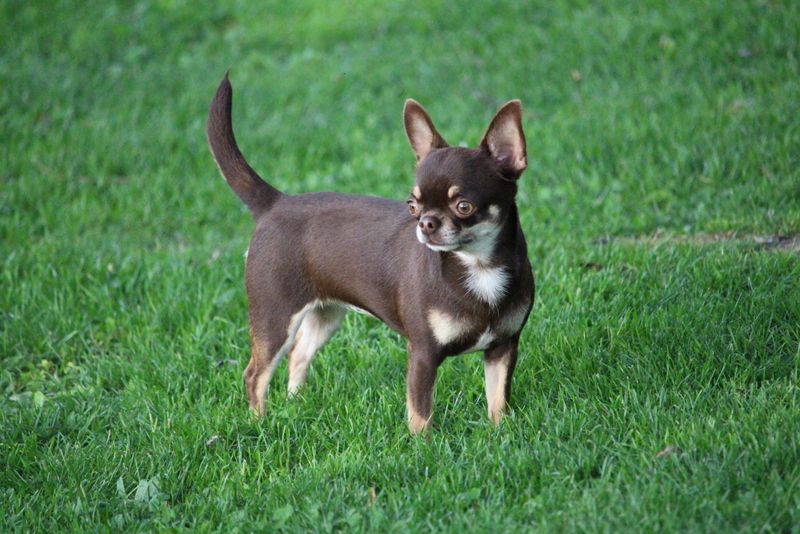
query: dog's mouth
427 236 477 251
416 227 473 252
424 241 460 252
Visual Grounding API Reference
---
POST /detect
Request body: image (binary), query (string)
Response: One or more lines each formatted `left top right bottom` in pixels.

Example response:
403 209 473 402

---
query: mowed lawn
2 1 799 531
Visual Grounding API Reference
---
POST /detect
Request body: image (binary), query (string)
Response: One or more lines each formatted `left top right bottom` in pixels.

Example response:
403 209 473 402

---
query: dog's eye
455 201 475 217
407 200 420 217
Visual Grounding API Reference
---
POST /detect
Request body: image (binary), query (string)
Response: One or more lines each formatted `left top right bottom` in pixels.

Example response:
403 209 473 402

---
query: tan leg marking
406 393 432 434
244 334 281 416
484 350 511 424
244 302 319 416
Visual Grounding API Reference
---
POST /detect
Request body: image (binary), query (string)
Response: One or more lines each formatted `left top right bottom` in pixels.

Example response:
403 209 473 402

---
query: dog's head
403 99 527 260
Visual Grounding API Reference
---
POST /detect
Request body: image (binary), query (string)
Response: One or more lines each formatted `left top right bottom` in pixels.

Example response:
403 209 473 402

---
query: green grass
2 0 800 531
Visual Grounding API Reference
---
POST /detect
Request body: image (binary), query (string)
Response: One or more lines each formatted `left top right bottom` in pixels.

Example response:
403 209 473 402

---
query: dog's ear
480 100 527 180
403 99 449 163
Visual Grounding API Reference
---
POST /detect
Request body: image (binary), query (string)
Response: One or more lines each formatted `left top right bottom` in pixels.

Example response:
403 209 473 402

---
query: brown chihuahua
207 74 534 433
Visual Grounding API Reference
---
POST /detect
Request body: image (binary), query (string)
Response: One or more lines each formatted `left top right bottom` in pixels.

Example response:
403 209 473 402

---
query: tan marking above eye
447 185 461 199
412 186 421 198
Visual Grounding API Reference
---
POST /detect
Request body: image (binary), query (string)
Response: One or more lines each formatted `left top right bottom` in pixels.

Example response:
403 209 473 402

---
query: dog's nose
418 215 441 235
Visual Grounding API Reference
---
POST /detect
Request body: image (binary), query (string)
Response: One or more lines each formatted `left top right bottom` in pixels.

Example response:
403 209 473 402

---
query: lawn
2 0 799 531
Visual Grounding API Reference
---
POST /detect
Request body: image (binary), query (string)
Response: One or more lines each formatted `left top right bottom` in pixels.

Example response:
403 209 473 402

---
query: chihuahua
207 74 534 433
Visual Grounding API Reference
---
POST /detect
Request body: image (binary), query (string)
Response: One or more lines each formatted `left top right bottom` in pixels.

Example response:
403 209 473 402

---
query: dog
207 73 534 433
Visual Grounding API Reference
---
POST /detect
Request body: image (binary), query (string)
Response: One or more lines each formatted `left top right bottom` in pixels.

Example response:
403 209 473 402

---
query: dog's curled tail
207 72 281 216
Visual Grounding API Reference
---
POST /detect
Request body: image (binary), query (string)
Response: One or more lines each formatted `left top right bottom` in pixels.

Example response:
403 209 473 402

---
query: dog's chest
455 255 511 307
465 265 510 306
426 297 529 353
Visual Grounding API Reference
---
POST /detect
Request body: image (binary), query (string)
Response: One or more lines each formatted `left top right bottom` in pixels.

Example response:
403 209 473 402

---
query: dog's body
207 75 534 432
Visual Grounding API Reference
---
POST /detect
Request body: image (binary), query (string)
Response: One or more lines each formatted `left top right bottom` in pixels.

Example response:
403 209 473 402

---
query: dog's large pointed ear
403 99 449 163
480 100 527 180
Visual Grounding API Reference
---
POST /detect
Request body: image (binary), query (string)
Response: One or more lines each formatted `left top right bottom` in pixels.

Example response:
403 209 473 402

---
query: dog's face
403 99 527 258
407 148 515 254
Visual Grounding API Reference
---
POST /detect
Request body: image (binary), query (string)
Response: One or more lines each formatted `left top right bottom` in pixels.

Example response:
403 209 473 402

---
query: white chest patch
428 309 471 345
461 263 510 306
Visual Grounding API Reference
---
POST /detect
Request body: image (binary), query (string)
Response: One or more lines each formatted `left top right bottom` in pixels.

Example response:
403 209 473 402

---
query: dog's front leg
483 338 519 425
406 342 442 434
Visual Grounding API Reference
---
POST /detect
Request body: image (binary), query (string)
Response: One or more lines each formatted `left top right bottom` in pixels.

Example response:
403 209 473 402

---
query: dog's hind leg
244 303 312 415
287 302 346 396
